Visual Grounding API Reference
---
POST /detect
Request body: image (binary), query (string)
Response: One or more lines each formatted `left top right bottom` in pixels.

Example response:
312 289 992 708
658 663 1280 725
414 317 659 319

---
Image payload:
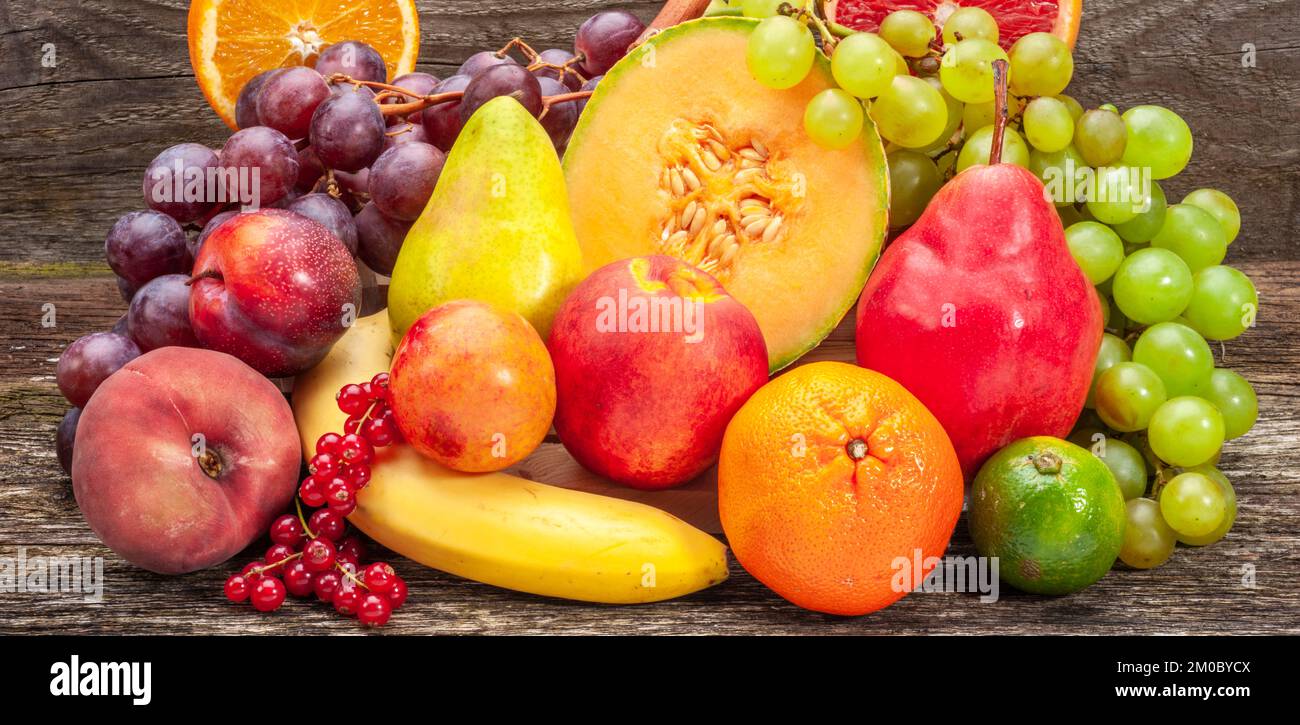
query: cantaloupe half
563 17 889 371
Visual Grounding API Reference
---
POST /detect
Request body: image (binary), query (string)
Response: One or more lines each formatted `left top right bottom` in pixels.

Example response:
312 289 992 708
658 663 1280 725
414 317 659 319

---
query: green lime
970 436 1127 594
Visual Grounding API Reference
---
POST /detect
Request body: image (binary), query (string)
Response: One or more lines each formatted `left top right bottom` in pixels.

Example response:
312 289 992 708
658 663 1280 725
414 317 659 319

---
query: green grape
1119 498 1176 568
1056 203 1085 228
962 100 995 132
940 7 998 45
1086 165 1151 225
1182 188 1241 243
1176 465 1236 545
886 149 942 228
746 16 816 90
1111 248 1193 325
1107 296 1130 335
955 125 1029 172
1132 321 1213 397
1113 180 1167 243
1031 145 1088 206
1099 292 1112 328
804 88 864 149
879 9 935 58
1096 437 1148 500
1086 332 1132 408
1022 97 1075 152
1150 203 1227 273
1073 109 1127 167
918 77 962 153
832 32 897 99
1121 430 1161 470
1007 32 1074 97
1065 221 1125 285
1148 396 1225 467
1095 361 1167 432
891 49 909 76
1099 103 1120 114
869 75 948 148
1158 471 1227 537
1120 105 1193 180
1183 265 1258 340
741 0 784 18
939 39 1008 104
1202 368 1258 440
1056 94 1084 121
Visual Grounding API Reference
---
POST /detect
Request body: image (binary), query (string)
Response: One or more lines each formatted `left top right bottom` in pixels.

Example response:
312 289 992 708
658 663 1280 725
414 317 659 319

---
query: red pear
855 61 1101 478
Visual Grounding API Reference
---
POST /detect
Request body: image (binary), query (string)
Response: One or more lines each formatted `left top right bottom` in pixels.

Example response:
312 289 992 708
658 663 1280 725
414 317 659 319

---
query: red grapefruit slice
826 0 1082 49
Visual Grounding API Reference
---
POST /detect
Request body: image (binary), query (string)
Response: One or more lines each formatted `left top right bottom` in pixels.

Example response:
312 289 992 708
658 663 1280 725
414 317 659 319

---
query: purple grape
310 88 386 172
575 74 602 117
57 407 81 476
142 143 222 223
458 50 518 78
533 48 583 91
387 72 440 123
286 193 358 254
536 77 579 149
116 277 137 303
56 332 141 408
575 11 645 76
369 142 445 221
105 210 190 289
126 274 200 351
193 209 238 262
384 121 429 150
111 314 130 336
297 147 325 191
219 126 299 208
421 74 471 151
256 66 330 140
459 64 543 124
235 69 279 129
355 203 413 275
329 82 377 100
314 41 388 83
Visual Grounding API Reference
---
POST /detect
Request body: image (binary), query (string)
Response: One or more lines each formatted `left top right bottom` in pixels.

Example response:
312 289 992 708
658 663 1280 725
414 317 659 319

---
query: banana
293 310 729 604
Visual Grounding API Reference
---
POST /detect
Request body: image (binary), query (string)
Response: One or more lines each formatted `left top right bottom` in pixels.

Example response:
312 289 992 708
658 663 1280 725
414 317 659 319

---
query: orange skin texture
718 361 964 616
389 300 555 473
548 256 769 490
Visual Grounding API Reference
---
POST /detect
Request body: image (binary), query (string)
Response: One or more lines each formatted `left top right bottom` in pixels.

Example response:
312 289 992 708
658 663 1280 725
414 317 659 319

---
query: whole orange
718 361 964 615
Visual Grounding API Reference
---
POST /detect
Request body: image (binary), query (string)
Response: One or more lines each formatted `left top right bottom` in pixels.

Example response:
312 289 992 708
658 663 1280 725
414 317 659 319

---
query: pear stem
988 58 1010 166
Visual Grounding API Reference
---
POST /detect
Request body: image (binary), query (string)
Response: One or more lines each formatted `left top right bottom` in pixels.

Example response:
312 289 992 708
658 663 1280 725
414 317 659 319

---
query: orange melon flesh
563 17 889 371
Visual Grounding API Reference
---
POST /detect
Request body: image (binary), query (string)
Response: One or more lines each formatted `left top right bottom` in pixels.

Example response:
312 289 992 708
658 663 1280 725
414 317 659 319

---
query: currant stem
295 496 317 539
336 561 371 591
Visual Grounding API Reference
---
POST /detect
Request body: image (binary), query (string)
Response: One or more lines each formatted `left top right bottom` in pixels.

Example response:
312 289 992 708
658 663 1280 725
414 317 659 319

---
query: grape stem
327 73 592 118
988 58 1010 166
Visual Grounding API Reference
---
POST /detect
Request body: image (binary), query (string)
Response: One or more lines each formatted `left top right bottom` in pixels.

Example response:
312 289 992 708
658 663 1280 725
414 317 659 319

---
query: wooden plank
1 0 1298 633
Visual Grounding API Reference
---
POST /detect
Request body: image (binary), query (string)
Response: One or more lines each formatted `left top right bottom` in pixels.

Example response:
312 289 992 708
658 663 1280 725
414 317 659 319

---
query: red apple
548 256 769 490
190 209 360 377
71 347 301 574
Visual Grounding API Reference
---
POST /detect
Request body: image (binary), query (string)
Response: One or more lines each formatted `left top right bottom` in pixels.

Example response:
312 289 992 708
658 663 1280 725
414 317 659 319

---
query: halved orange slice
188 0 420 129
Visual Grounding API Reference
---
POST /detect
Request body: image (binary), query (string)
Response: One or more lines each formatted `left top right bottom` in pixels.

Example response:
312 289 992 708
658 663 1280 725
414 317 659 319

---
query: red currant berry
302 537 337 573
299 475 327 508
363 562 396 593
282 560 315 598
325 476 354 508
337 536 366 562
346 464 372 490
359 381 375 401
336 383 369 416
361 416 396 446
329 496 357 516
386 577 408 609
370 372 391 398
357 592 392 626
338 433 374 466
312 570 342 602
308 452 340 478
308 508 347 541
251 577 287 612
333 586 362 616
343 416 362 435
224 574 250 603
335 549 360 568
269 514 306 546
265 542 297 566
316 431 344 456
241 560 269 581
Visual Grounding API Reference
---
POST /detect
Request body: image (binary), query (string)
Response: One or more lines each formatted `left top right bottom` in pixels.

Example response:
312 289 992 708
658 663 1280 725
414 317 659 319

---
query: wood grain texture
1 0 1298 634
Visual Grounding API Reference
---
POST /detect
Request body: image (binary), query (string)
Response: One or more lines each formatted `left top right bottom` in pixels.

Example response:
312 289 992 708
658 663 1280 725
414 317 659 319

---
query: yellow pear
388 96 584 342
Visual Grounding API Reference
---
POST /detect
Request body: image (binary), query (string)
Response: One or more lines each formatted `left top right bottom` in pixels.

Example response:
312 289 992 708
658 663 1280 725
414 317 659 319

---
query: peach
547 256 768 490
389 300 555 472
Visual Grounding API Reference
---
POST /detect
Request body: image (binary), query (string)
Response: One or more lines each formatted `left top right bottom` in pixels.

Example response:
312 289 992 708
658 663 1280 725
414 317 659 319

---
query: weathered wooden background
1 0 1297 634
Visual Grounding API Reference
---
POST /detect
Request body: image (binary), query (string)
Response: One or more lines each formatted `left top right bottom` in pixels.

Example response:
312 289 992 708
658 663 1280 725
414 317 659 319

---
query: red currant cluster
222 373 406 626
